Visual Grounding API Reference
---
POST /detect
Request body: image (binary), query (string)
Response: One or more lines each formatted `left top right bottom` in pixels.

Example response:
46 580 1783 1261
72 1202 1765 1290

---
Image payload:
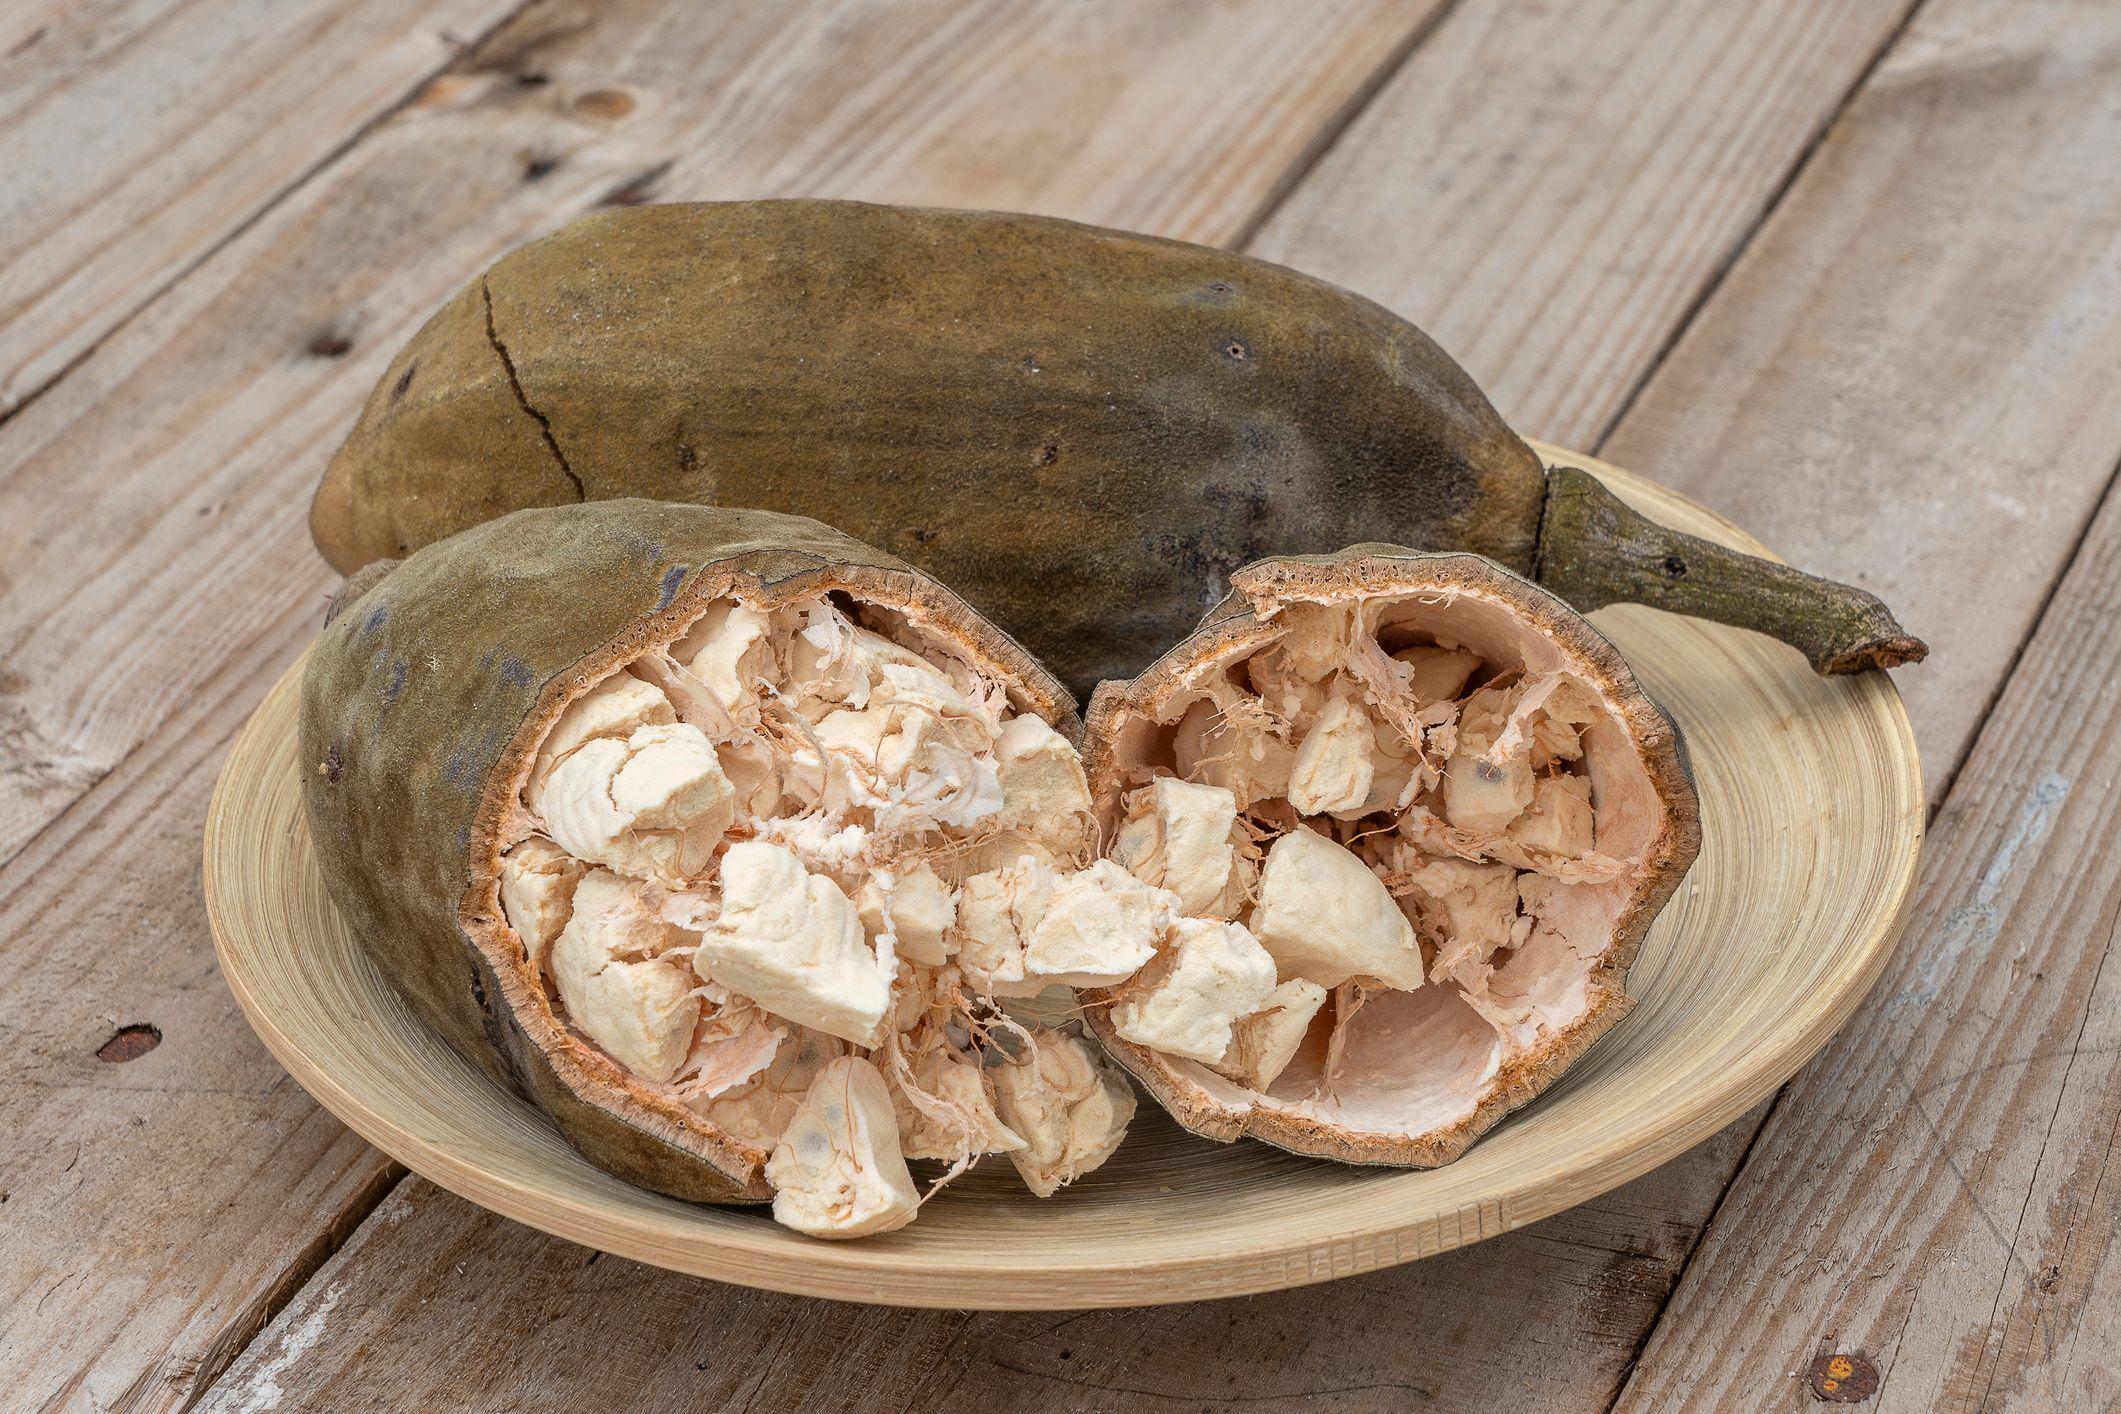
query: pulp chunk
856 862 959 966
813 703 1003 830
694 1028 844 1148
694 841 892 1047
1509 774 1594 857
1287 693 1377 817
991 714 1094 859
1172 698 1295 809
530 674 675 785
1211 979 1330 1090
1109 918 1278 1064
957 859 1173 994
678 600 775 715
1403 857 1520 976
954 859 1058 997
548 870 698 1083
891 1046 1024 1160
1250 827 1423 989
1443 685 1535 835
765 1057 921 1238
498 837 585 971
990 1031 1137 1197
1394 645 1480 704
533 721 735 885
1111 777 1243 917
1021 860 1174 988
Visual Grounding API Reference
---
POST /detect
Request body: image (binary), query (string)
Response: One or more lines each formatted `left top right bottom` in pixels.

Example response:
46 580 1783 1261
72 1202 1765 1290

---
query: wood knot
571 88 636 121
1806 1351 1878 1403
97 1024 162 1063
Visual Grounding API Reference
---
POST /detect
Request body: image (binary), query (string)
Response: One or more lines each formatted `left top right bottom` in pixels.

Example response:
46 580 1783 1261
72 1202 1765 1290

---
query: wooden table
5 1 2116 1408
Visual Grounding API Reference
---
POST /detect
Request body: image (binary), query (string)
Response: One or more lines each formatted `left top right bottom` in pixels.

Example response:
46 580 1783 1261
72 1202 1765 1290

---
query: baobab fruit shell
1081 545 1701 1167
310 200 1547 696
299 498 1075 1203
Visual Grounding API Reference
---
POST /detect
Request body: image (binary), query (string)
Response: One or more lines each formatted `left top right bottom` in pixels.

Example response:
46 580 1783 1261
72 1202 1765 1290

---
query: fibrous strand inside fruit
495 589 1145 1237
1095 587 1664 1143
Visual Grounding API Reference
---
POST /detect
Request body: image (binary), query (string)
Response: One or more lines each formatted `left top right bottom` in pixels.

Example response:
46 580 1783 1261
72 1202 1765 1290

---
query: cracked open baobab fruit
301 499 1161 1238
1079 546 1700 1165
309 199 1924 697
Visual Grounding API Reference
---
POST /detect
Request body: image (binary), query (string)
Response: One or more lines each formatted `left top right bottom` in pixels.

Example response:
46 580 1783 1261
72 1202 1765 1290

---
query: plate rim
204 446 1924 1307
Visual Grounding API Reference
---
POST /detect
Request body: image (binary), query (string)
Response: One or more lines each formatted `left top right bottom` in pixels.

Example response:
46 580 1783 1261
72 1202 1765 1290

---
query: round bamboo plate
204 444 1922 1309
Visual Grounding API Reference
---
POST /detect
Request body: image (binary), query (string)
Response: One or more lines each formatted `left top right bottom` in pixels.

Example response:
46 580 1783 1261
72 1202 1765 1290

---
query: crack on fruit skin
480 277 585 502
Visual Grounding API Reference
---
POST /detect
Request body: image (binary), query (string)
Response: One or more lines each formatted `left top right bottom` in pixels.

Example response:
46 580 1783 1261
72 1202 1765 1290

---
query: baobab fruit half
301 499 1163 1238
1081 546 1701 1166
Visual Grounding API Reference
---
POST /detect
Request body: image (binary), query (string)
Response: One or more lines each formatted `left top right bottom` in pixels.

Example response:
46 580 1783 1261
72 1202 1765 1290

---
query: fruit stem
1534 466 1926 675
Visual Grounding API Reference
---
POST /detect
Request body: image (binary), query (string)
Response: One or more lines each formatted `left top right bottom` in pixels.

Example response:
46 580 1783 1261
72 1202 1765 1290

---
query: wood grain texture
1613 415 2121 1414
1246 0 1915 450
198 1135 1754 1414
0 0 527 416
0 588 398 1412
1599 0 2121 802
0 2 1450 1406
201 454 1920 1302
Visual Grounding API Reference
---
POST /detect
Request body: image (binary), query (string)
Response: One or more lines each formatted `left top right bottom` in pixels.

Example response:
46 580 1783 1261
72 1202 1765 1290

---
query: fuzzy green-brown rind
310 199 1922 693
299 498 1077 1203
1081 546 1701 1168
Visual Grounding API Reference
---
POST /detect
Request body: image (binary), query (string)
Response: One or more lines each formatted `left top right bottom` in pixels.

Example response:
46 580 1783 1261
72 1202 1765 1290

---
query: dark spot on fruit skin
320 744 344 783
362 604 388 635
1207 281 1231 294
382 659 409 704
470 968 487 1010
655 563 688 610
1662 554 1688 579
1036 442 1059 465
96 1024 161 1063
306 330 354 358
1221 339 1250 362
391 361 418 402
676 444 698 474
910 528 937 545
523 154 559 182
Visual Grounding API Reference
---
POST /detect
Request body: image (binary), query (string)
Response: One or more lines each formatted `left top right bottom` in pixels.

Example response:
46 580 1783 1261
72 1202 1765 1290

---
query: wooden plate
203 445 1922 1309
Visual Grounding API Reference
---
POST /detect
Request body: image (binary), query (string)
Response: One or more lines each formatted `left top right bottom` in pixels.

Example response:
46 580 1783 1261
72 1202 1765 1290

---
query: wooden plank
0 607 401 1410
1597 0 2121 801
1603 0 2121 1399
0 0 530 416
0 1 1448 1407
1613 447 2121 1413
203 1124 1762 1414
1247 0 1917 449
